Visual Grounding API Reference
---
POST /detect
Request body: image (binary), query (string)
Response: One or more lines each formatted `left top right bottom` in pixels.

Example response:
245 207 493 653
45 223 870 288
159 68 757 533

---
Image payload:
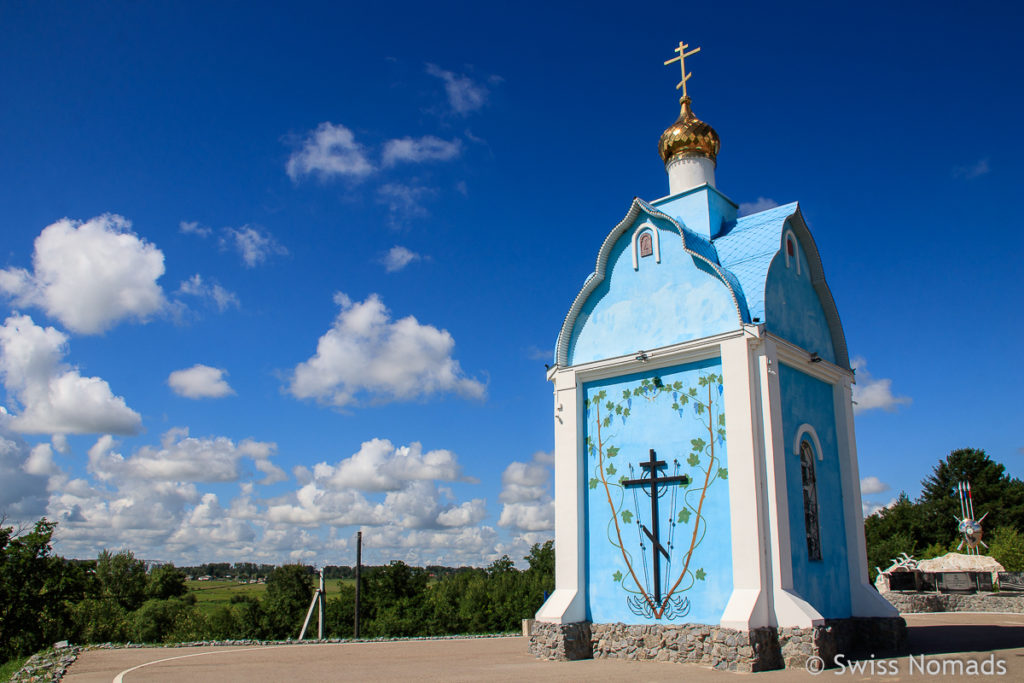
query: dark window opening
800 440 822 561
786 238 795 257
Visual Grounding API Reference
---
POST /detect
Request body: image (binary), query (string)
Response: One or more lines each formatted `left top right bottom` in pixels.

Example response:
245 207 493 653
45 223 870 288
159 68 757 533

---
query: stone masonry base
882 591 1024 614
528 617 907 672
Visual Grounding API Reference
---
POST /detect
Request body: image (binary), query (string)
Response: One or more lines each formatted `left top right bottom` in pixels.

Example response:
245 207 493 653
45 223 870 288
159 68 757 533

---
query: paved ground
63 613 1024 682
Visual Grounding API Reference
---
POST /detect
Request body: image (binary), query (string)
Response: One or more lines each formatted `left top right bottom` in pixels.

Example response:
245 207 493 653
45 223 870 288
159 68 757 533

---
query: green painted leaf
687 453 700 467
615 404 622 415
605 401 614 412
679 395 689 405
603 416 611 428
718 413 726 426
677 509 691 524
622 389 631 400
717 467 728 480
691 438 706 451
612 570 623 582
606 463 617 476
621 510 633 524
673 381 683 390
688 387 698 397
622 408 630 418
695 568 706 581
671 402 679 411
695 403 705 415
589 477 599 490
618 475 628 485
698 376 708 386
606 446 619 458
598 390 607 399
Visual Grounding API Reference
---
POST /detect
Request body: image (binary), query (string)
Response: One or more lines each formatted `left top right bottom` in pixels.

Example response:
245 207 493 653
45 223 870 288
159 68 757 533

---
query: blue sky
1 1 1021 566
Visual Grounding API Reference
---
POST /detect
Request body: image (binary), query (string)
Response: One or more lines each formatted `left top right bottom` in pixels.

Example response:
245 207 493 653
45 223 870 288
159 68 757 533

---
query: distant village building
530 41 905 671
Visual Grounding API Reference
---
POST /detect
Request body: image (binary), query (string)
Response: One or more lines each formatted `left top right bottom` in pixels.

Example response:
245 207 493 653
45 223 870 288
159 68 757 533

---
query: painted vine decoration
586 372 727 620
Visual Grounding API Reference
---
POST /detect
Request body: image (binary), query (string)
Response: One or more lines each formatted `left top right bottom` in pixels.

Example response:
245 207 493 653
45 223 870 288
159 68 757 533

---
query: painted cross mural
586 365 730 623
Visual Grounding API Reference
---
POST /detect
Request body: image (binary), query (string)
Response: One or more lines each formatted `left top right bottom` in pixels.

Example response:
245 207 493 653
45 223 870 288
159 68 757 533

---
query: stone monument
529 41 905 671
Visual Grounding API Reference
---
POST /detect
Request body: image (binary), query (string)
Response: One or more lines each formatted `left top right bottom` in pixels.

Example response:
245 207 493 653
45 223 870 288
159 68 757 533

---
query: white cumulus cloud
288 292 485 408
87 428 282 485
177 274 239 312
0 314 142 435
0 214 167 334
426 64 490 115
738 197 779 217
498 451 553 532
286 122 374 181
382 246 421 273
381 136 461 167
851 357 911 415
860 476 890 495
167 364 235 399
314 438 466 492
221 226 287 268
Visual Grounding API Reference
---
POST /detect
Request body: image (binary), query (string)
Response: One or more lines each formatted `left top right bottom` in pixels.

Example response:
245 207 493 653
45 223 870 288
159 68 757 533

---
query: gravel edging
9 633 518 682
9 646 81 683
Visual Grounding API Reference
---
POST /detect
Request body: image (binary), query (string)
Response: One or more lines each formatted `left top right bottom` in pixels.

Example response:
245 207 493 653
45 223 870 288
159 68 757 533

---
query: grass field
187 579 354 613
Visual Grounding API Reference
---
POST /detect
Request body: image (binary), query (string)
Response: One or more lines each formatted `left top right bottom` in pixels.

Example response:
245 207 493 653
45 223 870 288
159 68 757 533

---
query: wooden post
354 530 362 638
318 568 325 640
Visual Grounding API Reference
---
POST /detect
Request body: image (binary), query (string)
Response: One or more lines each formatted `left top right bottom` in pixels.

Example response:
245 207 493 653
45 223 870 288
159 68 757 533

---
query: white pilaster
719 334 772 629
760 341 824 627
833 381 900 617
535 368 587 623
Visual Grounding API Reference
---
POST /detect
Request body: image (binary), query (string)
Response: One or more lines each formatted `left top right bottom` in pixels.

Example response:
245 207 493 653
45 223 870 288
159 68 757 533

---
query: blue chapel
531 42 903 670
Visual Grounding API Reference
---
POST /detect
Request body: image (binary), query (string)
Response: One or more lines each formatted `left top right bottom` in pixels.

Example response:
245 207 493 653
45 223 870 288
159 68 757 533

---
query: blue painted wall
650 185 738 239
764 225 835 363
583 358 732 625
778 363 850 618
568 216 740 365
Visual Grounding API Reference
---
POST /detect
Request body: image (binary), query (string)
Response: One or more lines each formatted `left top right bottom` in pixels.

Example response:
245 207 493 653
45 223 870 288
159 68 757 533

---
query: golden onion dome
658 96 720 166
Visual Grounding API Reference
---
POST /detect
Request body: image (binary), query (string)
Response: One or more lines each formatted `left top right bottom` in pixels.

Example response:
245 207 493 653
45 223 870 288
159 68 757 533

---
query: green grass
187 578 355 613
0 656 29 682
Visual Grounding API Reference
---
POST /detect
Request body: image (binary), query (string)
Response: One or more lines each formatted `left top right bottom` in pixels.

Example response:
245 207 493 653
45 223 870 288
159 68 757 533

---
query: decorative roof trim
780 206 850 370
553 198 747 368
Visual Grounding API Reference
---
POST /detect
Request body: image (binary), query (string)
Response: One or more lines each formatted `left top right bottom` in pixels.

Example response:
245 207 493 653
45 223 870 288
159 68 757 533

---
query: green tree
863 493 923 581
262 564 314 638
147 563 187 600
364 561 428 637
917 448 1024 547
989 526 1024 572
0 518 59 661
96 549 148 611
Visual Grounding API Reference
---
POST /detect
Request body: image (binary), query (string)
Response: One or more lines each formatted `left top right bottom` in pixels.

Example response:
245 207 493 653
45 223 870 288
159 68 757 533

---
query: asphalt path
62 613 1024 682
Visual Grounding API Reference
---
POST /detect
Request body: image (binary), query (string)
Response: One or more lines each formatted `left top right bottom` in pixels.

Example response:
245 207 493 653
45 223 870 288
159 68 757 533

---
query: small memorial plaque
973 572 994 592
998 572 1024 592
937 571 976 594
887 572 919 591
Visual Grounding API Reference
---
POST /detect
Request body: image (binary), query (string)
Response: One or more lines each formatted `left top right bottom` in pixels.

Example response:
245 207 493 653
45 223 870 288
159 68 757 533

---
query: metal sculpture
955 480 988 555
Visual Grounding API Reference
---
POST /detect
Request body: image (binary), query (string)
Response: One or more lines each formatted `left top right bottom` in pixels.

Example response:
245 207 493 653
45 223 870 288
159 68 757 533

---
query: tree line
0 519 553 665
864 448 1024 579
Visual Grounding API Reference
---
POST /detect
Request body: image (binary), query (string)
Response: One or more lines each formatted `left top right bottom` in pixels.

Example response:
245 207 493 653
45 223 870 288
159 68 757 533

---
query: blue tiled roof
712 202 798 323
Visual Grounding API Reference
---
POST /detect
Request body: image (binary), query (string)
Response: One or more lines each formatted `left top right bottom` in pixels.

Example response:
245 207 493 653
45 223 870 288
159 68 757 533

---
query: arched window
638 232 653 258
799 440 822 561
782 228 801 275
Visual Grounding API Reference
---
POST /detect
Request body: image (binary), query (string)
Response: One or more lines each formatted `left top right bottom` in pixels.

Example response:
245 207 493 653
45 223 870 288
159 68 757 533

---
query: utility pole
354 530 362 639
299 567 326 641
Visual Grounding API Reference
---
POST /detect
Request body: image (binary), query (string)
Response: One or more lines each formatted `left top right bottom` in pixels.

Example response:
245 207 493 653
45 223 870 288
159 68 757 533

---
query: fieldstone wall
529 617 907 672
590 622 781 672
883 591 1024 614
527 621 593 661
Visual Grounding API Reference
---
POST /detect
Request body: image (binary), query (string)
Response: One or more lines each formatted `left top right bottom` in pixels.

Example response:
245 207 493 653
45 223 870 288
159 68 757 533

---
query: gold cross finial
664 41 701 99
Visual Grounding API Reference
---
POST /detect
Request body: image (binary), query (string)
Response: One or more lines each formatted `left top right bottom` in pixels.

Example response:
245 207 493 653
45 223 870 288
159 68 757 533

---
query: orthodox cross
664 41 701 98
623 449 690 604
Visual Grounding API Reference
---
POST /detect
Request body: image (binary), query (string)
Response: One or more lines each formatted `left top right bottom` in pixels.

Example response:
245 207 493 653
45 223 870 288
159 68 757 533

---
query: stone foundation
528 617 907 671
882 591 1024 614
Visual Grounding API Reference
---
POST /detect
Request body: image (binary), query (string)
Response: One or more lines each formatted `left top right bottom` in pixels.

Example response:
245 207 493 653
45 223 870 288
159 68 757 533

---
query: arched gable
763 210 847 367
555 199 746 367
